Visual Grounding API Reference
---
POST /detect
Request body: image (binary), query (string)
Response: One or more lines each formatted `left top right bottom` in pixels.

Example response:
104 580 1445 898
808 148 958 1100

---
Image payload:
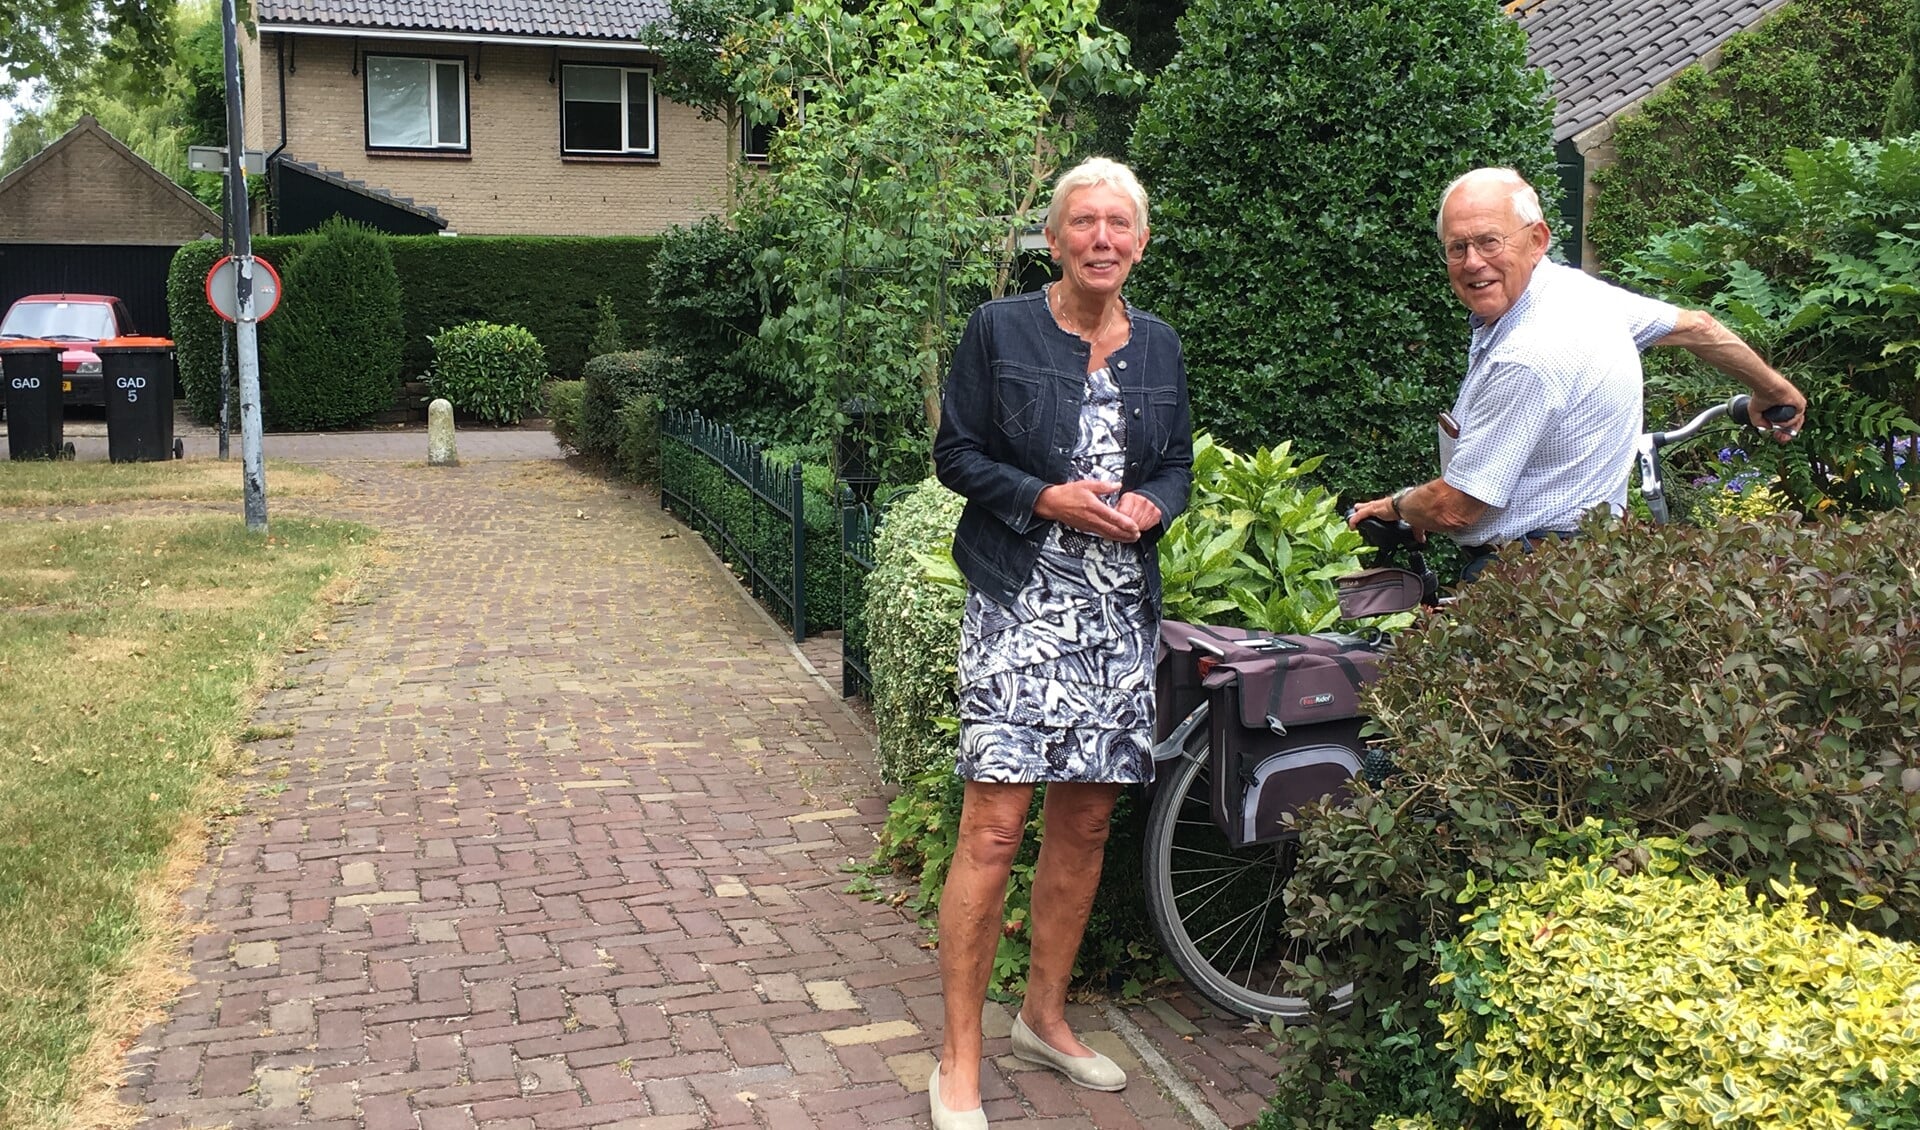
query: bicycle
1140 394 1796 1023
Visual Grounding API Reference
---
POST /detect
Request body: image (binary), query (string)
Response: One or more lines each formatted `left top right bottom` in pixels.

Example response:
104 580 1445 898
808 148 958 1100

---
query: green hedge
579 350 665 461
1129 0 1557 505
169 235 660 424
547 380 586 452
1262 503 1920 1129
255 218 405 431
1586 0 1904 272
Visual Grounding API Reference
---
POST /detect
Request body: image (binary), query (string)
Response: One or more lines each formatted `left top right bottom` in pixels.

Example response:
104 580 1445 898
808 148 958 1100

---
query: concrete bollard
427 398 458 466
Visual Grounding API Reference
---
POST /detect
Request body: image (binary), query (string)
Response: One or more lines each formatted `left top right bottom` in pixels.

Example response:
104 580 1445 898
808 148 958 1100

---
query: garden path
118 450 1281 1129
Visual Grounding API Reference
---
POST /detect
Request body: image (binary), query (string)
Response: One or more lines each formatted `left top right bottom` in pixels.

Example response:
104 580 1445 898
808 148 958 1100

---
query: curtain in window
368 57 433 147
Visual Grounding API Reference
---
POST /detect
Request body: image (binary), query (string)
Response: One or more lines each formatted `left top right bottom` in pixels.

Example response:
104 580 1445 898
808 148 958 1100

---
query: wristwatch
1389 486 1414 520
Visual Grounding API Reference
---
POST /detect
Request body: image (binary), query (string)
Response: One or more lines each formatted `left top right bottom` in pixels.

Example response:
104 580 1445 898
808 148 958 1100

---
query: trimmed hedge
1261 503 1920 1129
1129 0 1557 504
579 350 665 461
168 235 660 424
547 380 586 452
256 217 404 430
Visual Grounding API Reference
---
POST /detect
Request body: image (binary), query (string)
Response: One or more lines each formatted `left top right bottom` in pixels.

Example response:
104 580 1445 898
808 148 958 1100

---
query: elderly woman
927 157 1194 1130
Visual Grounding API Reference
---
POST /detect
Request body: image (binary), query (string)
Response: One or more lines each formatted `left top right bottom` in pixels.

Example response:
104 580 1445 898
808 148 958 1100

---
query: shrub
863 478 967 785
256 218 404 430
1161 434 1373 633
1587 0 1904 271
612 395 661 483
580 350 666 461
427 321 548 425
1129 0 1556 505
587 293 626 360
1437 832 1920 1129
648 216 799 436
1618 136 1920 513
1262 506 1920 1129
547 380 585 453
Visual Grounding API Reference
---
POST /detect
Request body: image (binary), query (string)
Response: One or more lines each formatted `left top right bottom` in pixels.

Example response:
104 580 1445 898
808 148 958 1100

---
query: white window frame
560 64 658 157
741 115 774 163
365 54 468 151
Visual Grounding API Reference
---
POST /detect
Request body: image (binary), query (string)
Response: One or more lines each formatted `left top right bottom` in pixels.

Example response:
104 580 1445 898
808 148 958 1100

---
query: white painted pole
222 0 268 532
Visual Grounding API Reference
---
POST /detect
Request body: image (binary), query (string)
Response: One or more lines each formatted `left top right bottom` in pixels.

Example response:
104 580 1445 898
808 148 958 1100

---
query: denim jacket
932 290 1195 609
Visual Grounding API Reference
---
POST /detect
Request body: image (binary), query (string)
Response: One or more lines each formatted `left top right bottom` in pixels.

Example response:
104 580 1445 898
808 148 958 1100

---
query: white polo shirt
1443 261 1678 547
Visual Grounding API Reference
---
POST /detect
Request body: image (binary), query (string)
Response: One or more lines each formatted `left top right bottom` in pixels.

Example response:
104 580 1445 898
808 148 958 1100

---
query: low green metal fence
839 490 878 698
660 410 808 642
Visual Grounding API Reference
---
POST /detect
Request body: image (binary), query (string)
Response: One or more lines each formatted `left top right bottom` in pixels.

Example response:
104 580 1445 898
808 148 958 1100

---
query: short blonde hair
1435 166 1544 238
1045 157 1149 236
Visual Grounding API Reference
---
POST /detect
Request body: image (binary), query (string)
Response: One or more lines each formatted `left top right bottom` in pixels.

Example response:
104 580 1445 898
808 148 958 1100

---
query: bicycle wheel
1143 725 1354 1024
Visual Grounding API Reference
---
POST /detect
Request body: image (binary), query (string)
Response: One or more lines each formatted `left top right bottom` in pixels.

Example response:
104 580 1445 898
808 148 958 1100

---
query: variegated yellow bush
1434 839 1920 1129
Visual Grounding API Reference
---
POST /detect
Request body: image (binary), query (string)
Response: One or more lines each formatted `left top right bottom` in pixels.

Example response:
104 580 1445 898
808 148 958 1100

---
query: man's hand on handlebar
1747 386 1808 443
1348 494 1414 534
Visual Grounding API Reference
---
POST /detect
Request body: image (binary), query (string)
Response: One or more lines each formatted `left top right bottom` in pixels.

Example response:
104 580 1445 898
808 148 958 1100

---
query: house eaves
1518 0 1793 143
254 1 672 46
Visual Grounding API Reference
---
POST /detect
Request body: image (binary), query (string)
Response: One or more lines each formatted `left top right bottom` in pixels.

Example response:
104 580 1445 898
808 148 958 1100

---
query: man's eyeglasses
1441 224 1534 263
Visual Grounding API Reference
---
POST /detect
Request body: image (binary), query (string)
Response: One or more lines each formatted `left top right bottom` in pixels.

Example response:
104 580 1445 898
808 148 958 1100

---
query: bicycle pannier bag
1201 634 1381 846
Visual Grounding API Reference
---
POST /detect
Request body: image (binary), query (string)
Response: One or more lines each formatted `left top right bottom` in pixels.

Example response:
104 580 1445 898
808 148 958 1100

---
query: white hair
1045 157 1150 236
1435 167 1544 237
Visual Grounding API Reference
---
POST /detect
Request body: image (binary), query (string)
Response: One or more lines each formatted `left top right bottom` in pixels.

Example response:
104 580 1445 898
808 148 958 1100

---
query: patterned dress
955 358 1157 784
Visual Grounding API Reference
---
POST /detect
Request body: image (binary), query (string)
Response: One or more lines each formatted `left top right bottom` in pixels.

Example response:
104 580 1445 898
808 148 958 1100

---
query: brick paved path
120 457 1280 1129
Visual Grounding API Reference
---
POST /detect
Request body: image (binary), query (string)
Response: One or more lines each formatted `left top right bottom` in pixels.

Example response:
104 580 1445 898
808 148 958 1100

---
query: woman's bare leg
1019 782 1121 1054
937 781 1035 1111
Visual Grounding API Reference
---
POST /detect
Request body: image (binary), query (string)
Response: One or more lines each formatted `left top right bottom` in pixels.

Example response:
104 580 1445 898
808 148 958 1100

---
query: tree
725 0 1141 481
0 0 178 97
1886 0 1920 137
1129 0 1557 506
0 0 225 207
259 217 406 430
646 0 763 168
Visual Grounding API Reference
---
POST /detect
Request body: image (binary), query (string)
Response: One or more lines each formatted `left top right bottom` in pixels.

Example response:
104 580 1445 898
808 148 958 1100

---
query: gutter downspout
266 32 289 233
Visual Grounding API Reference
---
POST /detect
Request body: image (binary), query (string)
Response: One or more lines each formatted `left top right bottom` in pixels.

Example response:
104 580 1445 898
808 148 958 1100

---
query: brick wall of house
246 33 730 236
0 129 221 245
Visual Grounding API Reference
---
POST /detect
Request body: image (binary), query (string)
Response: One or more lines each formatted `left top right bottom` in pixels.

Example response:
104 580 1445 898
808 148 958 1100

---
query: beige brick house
244 0 743 236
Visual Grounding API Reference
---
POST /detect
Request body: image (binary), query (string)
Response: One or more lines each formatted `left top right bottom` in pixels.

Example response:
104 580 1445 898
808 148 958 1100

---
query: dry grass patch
0 459 339 509
0 508 373 1128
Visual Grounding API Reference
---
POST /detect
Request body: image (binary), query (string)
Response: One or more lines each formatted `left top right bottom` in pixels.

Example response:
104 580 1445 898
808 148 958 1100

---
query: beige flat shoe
929 1063 989 1130
1010 1014 1127 1091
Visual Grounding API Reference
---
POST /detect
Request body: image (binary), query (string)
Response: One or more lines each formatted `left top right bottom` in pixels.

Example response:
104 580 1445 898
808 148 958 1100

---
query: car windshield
0 301 116 342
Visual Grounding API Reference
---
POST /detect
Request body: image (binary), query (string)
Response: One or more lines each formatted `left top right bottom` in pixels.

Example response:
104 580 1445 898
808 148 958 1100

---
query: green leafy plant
863 478 967 785
580 350 666 461
1260 507 1920 1129
1160 433 1372 633
1587 0 1904 271
547 380 586 453
1436 833 1920 1129
1129 0 1556 506
1618 135 1920 512
612 396 661 483
586 293 626 360
427 321 548 425
256 217 406 432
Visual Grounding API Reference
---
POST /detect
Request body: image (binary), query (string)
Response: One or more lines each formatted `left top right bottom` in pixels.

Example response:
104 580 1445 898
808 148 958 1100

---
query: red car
0 293 136 407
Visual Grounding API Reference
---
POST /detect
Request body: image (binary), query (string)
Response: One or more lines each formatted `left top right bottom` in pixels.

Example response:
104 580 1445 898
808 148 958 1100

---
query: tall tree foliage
0 0 225 206
1129 0 1557 506
0 0 177 95
724 0 1142 483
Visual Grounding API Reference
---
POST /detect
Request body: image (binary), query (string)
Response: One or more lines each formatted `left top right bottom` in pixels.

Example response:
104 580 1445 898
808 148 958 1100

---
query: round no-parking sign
205 255 283 323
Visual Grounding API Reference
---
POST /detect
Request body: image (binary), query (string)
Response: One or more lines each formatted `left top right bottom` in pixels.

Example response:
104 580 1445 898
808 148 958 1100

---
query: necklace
1049 286 1123 344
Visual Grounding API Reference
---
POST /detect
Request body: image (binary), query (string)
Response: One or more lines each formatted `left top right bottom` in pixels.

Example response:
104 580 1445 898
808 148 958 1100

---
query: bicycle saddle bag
1202 634 1382 847
1154 620 1270 743
1336 567 1426 619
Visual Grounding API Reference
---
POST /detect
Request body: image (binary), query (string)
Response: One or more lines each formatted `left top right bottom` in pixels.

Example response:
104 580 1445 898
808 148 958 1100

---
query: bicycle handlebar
1651 395 1797 450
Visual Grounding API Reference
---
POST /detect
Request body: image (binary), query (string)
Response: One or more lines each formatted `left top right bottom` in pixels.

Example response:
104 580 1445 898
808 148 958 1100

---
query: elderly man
1350 166 1807 579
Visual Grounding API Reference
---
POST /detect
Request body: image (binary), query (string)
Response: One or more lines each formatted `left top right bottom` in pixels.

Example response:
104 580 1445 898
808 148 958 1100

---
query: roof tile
1521 0 1792 141
256 0 669 41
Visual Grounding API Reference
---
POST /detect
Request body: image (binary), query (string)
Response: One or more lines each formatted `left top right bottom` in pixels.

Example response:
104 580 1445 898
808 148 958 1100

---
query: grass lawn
0 460 374 1128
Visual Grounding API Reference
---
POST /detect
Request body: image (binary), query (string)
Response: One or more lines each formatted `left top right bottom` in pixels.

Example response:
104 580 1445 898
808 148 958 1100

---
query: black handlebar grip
1762 403 1797 424
1728 395 1753 426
